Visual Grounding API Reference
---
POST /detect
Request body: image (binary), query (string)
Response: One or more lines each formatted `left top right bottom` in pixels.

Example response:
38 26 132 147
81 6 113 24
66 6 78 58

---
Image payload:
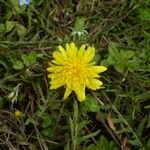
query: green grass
0 0 150 149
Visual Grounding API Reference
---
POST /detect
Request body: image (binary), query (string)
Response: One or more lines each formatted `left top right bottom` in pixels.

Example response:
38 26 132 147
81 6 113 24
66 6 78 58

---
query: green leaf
96 136 119 150
139 8 150 21
83 95 100 112
42 115 55 128
41 128 53 138
25 117 38 125
78 120 88 132
74 17 86 31
9 0 23 14
15 23 27 38
114 62 126 73
107 55 115 65
13 60 24 70
79 130 100 144
21 52 37 66
9 0 18 6
108 43 120 58
6 21 15 32
28 52 37 64
137 116 147 138
21 54 30 66
0 24 6 33
121 50 135 59
128 139 139 146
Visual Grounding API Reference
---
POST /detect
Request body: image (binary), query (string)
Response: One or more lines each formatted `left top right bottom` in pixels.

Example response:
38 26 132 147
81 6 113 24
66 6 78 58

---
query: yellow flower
47 43 107 102
15 110 23 118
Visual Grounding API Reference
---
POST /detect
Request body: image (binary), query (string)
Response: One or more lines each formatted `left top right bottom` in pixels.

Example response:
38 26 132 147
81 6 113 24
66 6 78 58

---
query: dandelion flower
47 43 107 102
15 110 23 119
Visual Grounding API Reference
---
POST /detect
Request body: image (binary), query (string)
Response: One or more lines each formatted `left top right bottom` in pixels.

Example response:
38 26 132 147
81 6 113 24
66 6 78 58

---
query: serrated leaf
16 23 27 38
28 52 37 64
107 55 115 65
21 54 30 66
116 127 131 134
74 17 86 31
78 120 88 132
114 62 126 73
21 53 37 66
13 60 24 70
121 50 135 59
42 115 54 128
6 21 15 32
108 43 120 58
83 95 100 112
78 130 100 145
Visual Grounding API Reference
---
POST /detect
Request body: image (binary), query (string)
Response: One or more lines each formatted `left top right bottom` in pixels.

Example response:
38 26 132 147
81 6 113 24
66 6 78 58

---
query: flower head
47 43 107 102
15 110 23 119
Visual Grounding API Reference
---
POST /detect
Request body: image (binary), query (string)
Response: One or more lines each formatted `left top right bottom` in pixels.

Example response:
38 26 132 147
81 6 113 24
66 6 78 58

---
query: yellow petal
89 66 107 73
66 43 77 59
47 66 63 72
48 73 63 80
83 46 95 63
86 79 103 90
58 45 67 58
53 51 65 64
63 84 72 100
50 79 65 89
87 70 100 78
72 83 86 102
78 44 86 58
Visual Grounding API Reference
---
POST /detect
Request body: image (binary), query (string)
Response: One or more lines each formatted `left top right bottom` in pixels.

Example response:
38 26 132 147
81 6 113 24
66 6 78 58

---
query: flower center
63 61 85 81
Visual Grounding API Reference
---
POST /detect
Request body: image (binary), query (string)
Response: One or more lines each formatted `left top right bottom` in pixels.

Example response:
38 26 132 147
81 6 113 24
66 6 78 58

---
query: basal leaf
13 60 24 70
16 23 27 38
6 21 15 32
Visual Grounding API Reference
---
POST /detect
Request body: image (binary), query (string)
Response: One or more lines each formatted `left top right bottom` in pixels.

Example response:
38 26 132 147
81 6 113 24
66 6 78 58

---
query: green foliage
139 8 150 21
13 60 24 70
71 17 88 42
0 0 149 149
81 94 100 112
21 52 37 66
15 23 27 38
10 52 38 70
5 21 15 32
74 17 86 32
0 24 6 33
101 42 139 73
40 114 55 138
84 136 119 150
